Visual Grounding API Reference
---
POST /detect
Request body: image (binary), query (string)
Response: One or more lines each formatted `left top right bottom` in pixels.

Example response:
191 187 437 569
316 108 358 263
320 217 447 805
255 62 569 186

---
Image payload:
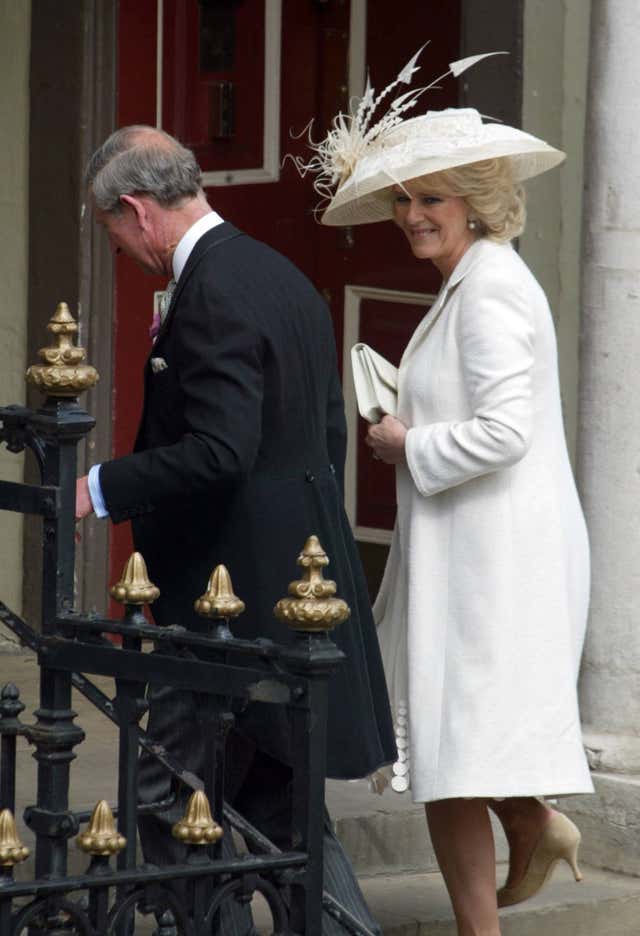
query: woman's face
392 182 477 278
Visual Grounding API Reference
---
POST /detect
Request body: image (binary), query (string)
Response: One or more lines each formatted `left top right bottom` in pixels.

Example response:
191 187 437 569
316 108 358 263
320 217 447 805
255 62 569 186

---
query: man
76 125 396 934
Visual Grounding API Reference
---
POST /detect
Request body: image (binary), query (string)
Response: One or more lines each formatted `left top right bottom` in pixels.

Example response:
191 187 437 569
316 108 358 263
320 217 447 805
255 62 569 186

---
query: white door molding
342 284 435 544
156 0 282 187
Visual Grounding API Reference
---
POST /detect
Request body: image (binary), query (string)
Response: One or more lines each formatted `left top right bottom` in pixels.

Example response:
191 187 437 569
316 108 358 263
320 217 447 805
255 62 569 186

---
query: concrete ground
3 652 640 935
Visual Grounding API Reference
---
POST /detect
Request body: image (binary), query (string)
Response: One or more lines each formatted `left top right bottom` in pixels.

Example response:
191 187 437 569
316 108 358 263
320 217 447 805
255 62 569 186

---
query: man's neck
167 195 212 253
170 207 225 281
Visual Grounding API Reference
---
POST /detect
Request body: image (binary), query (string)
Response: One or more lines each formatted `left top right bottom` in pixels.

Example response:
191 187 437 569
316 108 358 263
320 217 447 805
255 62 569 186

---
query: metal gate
0 303 371 936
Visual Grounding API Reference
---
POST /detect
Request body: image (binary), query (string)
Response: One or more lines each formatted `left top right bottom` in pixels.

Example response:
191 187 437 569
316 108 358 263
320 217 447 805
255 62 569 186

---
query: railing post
23 305 97 903
76 799 126 932
0 684 26 814
194 564 244 863
111 553 157 936
274 536 348 936
110 553 159 872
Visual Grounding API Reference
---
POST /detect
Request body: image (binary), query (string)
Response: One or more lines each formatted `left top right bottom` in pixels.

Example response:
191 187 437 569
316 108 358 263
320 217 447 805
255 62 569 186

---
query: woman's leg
489 797 553 887
425 798 501 936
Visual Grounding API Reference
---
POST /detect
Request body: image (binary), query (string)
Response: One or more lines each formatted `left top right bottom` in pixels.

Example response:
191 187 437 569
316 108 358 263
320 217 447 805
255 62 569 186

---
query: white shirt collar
172 210 225 281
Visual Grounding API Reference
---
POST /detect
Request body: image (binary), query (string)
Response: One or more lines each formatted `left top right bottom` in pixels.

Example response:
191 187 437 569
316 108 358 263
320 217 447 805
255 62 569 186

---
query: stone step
131 862 640 934
326 778 510 876
354 863 640 936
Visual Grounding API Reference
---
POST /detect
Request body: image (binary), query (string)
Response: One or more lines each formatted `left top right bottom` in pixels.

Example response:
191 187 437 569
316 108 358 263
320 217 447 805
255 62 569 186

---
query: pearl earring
468 219 477 230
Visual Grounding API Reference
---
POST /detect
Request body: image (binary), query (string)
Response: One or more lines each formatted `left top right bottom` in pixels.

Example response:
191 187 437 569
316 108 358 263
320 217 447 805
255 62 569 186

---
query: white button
396 737 408 751
391 775 409 793
393 761 409 777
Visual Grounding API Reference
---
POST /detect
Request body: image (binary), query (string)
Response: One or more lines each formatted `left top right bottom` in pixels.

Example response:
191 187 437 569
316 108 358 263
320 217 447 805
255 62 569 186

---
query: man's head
87 126 208 276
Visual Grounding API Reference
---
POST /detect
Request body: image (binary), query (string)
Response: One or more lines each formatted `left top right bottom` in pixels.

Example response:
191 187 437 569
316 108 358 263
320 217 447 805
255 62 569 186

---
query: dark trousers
137 682 381 935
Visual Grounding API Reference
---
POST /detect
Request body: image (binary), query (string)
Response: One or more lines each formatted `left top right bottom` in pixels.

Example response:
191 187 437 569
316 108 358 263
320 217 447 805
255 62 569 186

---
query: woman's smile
392 184 476 277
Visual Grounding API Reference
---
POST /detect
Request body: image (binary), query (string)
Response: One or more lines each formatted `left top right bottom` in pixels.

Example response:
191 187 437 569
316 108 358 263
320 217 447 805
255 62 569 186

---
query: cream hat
321 107 565 227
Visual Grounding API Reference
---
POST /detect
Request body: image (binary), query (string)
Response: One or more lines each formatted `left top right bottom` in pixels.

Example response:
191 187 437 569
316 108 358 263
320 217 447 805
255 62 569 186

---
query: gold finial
172 791 224 845
76 800 126 856
0 809 29 867
26 302 99 397
194 565 245 620
274 535 350 632
110 552 160 605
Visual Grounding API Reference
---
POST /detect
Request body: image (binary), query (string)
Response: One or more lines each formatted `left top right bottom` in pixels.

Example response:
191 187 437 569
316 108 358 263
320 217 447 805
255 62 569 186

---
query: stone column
572 0 640 874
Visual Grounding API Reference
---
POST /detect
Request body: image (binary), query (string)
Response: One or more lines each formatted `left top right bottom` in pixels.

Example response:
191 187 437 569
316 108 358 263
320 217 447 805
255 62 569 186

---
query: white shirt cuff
88 464 109 519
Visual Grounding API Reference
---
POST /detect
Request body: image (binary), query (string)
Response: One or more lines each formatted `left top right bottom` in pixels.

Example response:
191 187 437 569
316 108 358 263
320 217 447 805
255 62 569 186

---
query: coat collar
400 238 513 366
153 222 244 345
445 236 513 289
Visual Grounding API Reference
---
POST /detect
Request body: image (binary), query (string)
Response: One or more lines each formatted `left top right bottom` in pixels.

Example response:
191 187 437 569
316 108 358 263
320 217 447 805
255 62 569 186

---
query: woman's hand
365 415 407 465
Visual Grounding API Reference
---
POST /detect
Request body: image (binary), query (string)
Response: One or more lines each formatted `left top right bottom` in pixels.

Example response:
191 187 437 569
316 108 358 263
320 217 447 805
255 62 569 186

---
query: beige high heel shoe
497 811 583 908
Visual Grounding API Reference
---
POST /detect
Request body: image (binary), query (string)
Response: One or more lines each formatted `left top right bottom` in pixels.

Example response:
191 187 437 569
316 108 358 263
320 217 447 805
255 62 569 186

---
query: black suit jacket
100 223 396 779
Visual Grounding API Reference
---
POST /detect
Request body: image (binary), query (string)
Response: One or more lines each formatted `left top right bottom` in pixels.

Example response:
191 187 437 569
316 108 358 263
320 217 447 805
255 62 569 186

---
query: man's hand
365 414 407 465
76 475 94 520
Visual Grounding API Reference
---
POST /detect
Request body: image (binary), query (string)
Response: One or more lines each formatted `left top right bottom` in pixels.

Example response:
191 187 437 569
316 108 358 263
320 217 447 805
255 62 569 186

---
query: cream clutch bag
350 342 398 424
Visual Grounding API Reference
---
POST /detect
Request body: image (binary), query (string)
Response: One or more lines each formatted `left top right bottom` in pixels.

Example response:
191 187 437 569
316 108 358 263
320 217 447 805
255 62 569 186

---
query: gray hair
86 125 203 213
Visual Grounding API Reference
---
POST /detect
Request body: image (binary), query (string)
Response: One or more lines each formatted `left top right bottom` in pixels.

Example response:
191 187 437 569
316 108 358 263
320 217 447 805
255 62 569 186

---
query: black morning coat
100 222 397 779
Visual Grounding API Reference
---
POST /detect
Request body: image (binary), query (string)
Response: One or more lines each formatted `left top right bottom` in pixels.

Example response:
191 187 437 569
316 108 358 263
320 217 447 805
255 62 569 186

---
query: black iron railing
0 304 365 936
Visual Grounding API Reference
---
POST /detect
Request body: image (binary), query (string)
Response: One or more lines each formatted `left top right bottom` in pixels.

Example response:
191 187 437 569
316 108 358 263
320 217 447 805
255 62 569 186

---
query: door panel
162 0 266 173
355 296 431 534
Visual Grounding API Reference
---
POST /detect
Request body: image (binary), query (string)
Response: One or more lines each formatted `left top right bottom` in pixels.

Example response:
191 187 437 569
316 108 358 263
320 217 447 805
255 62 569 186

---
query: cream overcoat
375 237 594 803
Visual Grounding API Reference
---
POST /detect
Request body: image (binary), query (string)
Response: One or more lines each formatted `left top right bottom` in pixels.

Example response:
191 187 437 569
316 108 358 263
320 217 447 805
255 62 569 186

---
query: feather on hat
292 48 565 227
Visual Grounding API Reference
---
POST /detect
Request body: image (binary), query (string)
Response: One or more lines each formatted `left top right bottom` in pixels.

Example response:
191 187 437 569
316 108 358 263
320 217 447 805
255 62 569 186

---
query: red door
314 3 460 573
112 0 460 598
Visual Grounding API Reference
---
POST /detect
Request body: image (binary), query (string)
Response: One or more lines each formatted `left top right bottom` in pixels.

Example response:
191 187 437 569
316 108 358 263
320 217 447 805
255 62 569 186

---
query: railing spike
76 800 126 856
25 302 98 397
172 791 223 845
110 552 160 606
274 535 350 632
0 809 29 867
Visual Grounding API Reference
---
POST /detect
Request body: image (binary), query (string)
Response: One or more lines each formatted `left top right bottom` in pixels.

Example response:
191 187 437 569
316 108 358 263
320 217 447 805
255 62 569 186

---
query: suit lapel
152 221 244 347
135 222 244 451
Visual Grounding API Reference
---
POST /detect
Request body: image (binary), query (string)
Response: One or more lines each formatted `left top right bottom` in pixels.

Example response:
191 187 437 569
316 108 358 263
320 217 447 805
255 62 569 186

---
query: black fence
0 304 364 936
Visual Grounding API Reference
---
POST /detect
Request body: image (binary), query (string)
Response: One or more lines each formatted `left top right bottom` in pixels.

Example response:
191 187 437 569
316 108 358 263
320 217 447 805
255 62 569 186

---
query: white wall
520 0 591 459
0 1 31 628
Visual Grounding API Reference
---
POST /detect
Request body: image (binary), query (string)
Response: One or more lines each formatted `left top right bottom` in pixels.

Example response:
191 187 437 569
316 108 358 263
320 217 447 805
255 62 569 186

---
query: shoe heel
563 838 582 882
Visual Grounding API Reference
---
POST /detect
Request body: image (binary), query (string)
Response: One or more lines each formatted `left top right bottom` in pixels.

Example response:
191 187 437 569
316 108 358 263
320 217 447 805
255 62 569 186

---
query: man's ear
119 194 147 227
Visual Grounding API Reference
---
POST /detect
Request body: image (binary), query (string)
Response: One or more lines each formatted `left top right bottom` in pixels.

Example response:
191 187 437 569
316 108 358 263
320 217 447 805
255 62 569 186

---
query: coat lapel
399 282 450 367
399 238 507 367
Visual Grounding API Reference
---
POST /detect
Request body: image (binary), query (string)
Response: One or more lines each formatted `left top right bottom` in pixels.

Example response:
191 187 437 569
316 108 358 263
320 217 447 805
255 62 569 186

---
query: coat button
305 470 315 482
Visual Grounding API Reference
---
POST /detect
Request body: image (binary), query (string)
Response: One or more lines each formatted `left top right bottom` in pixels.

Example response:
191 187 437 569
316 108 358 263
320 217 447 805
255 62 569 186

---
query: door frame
26 0 117 624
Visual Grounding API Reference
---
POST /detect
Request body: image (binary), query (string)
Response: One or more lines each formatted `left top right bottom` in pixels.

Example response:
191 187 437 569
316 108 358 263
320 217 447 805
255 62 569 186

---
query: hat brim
320 117 566 227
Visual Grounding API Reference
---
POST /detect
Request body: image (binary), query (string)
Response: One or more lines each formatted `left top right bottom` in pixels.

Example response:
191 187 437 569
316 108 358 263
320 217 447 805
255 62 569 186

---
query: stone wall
569 0 640 875
520 0 591 460
0 0 31 646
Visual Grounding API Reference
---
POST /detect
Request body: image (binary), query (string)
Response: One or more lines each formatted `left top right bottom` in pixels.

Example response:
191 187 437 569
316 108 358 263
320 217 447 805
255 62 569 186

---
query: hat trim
322 135 565 227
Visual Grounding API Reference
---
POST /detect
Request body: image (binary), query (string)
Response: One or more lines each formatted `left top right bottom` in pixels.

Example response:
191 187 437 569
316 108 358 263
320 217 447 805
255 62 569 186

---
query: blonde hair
409 158 526 243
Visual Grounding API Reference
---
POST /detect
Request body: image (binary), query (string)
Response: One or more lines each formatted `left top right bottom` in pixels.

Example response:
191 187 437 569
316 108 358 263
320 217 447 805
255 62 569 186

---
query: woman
310 91 594 934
